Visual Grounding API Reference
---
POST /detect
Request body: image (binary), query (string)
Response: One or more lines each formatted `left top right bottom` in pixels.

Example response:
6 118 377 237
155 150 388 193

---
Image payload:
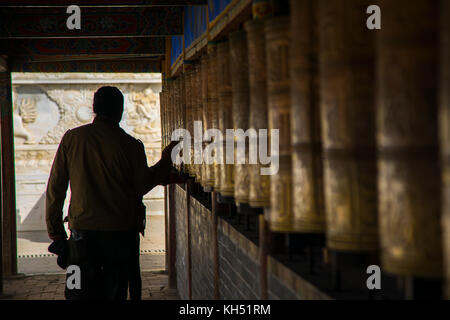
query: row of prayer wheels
160 0 450 295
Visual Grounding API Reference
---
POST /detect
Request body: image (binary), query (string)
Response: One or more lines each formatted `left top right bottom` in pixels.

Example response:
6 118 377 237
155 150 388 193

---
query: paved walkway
17 215 166 274
17 215 165 255
2 215 176 300
17 253 166 275
2 271 178 300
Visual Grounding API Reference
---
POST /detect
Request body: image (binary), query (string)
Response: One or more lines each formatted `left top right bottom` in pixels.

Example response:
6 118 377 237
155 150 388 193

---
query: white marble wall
12 73 164 232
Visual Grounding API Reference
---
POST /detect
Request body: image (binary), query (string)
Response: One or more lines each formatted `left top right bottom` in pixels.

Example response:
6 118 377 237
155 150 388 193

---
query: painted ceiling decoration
0 1 209 73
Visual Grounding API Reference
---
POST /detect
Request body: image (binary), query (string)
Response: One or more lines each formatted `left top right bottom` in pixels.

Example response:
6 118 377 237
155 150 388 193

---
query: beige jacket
46 116 171 237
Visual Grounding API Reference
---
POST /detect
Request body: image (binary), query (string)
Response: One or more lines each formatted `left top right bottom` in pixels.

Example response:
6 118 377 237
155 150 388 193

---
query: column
0 57 18 276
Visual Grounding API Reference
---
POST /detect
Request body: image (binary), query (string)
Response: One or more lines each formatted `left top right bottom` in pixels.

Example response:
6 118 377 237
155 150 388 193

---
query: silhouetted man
46 86 177 300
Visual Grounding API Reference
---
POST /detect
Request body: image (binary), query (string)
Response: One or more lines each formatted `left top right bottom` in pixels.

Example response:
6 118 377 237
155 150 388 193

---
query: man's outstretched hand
161 141 179 163
160 141 190 185
167 169 189 184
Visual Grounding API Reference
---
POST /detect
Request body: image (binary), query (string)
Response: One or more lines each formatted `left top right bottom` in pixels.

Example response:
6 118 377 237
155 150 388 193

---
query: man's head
93 86 124 123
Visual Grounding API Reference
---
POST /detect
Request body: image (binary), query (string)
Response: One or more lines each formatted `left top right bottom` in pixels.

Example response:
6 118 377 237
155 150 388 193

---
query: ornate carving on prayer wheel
208 44 219 189
290 0 324 233
245 19 270 208
319 0 378 252
230 30 250 205
441 0 450 298
265 16 293 232
378 0 442 278
217 41 234 197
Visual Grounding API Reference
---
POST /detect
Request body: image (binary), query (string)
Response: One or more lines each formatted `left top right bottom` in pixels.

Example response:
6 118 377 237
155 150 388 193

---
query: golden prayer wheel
265 16 293 232
184 71 193 176
164 83 169 148
159 90 165 150
181 75 186 131
171 78 176 140
319 0 378 252
230 29 250 204
217 41 234 197
160 88 166 149
191 64 202 182
378 0 442 278
172 77 177 131
213 45 223 191
200 55 212 188
245 19 270 208
441 0 450 298
188 69 197 178
290 0 324 233
163 84 168 149
178 75 187 173
177 76 182 124
166 80 173 150
195 63 203 183
207 44 219 189
164 87 169 149
173 78 179 170
171 78 176 144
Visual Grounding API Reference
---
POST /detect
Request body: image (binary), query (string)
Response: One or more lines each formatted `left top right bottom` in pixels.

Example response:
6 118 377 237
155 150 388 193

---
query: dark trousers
128 233 142 300
65 229 141 300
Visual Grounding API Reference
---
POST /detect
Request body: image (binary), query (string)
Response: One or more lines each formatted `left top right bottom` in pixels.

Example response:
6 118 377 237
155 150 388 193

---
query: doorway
11 72 166 275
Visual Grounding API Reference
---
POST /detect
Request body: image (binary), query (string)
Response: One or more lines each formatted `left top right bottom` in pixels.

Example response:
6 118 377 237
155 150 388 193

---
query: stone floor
16 215 166 274
2 271 178 300
17 215 165 256
17 253 166 275
2 215 177 300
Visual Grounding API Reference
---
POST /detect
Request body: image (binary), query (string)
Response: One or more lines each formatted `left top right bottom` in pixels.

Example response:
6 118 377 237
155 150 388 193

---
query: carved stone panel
12 72 163 231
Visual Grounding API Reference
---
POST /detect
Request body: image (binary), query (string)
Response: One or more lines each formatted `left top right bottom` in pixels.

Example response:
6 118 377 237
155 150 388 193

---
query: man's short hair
93 86 124 122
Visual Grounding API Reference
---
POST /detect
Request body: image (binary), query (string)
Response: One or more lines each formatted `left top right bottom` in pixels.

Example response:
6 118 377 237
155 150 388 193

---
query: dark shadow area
186 178 441 300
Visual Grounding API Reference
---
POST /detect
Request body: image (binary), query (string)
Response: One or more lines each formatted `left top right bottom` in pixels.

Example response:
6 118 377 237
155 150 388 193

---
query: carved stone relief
12 73 163 231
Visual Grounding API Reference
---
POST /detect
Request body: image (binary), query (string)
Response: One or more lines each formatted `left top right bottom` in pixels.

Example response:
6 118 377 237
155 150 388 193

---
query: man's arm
136 141 179 196
46 132 70 240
